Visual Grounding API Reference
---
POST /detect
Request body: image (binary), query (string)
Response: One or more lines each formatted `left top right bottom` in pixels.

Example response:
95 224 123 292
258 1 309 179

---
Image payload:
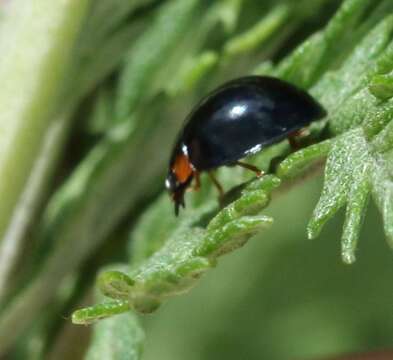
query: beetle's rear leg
235 161 264 177
288 128 311 150
269 128 311 172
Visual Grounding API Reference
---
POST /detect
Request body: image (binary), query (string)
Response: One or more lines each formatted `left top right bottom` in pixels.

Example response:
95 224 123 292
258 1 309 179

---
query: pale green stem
0 0 90 242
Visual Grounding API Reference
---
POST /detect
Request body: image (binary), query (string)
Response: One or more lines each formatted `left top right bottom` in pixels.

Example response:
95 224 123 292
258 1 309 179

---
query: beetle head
165 170 193 216
166 151 195 215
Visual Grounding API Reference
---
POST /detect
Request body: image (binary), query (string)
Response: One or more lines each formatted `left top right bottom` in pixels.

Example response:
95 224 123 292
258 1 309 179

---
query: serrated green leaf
372 107 393 154
313 13 393 113
72 176 278 321
341 175 370 264
277 141 332 180
274 0 388 88
207 175 280 232
307 129 372 262
369 152 393 246
96 212 272 315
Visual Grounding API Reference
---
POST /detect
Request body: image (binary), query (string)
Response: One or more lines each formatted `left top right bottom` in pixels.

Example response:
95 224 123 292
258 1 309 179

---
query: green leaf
273 0 390 88
73 301 131 325
369 41 393 100
72 176 279 321
369 152 393 246
370 72 393 100
307 129 372 263
277 141 332 180
313 13 393 116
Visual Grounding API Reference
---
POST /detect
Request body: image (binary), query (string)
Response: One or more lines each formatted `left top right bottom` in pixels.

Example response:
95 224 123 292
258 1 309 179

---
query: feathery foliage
0 0 392 358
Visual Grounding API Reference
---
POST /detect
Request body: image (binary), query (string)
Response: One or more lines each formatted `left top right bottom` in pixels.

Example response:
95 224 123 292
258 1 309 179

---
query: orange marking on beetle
172 154 194 183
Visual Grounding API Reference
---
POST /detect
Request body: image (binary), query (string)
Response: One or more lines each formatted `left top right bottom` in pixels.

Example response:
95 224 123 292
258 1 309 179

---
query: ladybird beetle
166 76 326 215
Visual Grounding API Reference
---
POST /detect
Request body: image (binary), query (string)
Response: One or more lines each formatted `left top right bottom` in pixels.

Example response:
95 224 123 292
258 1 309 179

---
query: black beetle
166 76 326 215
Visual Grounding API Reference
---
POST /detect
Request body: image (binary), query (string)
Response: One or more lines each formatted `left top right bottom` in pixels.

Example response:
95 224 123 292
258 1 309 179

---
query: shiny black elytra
166 76 327 215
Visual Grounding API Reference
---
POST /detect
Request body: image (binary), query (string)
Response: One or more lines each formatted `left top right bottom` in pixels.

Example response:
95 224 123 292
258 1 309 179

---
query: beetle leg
193 171 201 191
235 161 264 177
288 128 310 150
288 135 302 150
208 172 224 199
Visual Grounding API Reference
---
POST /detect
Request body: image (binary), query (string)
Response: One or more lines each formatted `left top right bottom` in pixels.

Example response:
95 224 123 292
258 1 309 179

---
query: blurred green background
1 0 393 358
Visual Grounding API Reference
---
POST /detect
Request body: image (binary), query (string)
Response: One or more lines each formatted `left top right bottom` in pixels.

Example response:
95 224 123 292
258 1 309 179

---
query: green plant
0 0 392 358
